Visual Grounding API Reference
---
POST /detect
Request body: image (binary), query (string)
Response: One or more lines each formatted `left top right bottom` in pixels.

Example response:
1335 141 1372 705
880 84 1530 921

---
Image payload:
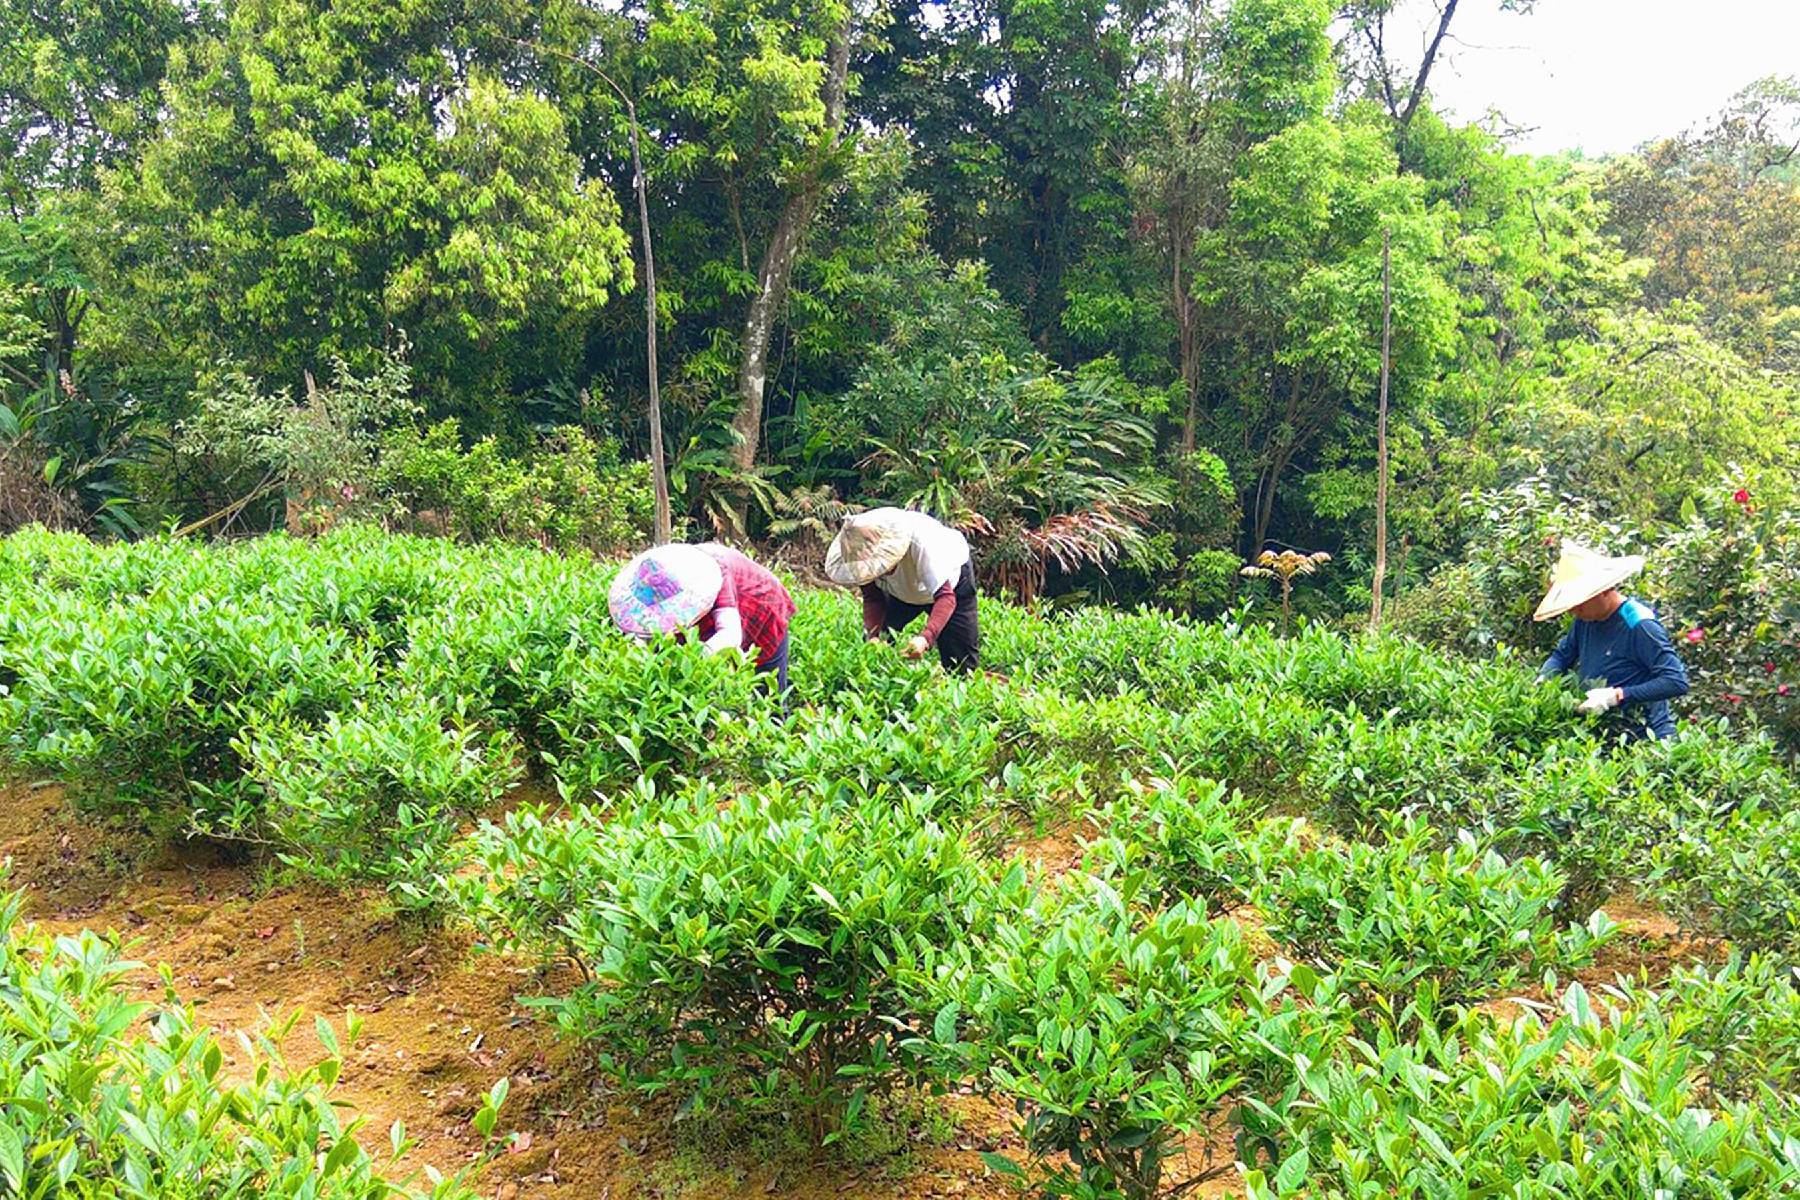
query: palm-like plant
861 372 1169 604
768 484 861 555
1241 549 1333 634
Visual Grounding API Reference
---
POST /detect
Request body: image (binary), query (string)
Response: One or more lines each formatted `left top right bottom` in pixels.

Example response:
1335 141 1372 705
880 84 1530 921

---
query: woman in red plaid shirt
608 541 797 702
691 542 797 698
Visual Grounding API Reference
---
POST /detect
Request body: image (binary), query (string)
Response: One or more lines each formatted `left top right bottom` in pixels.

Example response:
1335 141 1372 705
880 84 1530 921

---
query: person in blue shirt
1534 542 1689 740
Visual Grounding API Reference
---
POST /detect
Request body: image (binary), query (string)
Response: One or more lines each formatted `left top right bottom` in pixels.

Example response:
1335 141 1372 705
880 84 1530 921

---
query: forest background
2 0 1797 743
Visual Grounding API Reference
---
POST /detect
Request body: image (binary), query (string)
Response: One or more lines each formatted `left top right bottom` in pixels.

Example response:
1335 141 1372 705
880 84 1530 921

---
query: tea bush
539 637 774 796
456 787 1015 1143
0 888 498 1198
235 695 521 901
1253 818 1615 1016
8 525 1800 1195
765 686 1001 817
1085 776 1273 914
1242 984 1800 1199
913 872 1265 1200
2 586 379 832
1626 955 1800 1103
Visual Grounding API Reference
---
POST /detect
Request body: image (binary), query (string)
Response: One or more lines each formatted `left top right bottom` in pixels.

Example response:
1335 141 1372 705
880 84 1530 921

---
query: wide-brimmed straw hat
824 511 911 587
1532 542 1646 622
609 544 724 636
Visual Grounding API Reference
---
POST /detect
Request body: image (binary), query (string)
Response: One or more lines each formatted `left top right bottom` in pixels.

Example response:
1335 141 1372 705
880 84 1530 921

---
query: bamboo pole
1368 226 1393 633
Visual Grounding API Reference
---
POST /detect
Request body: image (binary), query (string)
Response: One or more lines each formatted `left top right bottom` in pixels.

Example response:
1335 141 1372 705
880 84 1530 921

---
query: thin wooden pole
1368 226 1393 633
513 37 672 543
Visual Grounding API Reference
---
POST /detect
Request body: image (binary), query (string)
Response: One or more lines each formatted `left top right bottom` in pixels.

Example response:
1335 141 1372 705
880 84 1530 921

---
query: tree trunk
730 18 852 475
1175 239 1201 455
1396 0 1460 136
1368 227 1393 632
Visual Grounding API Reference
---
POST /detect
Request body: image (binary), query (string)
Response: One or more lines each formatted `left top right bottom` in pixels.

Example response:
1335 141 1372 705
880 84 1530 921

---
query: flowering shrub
1646 492 1799 751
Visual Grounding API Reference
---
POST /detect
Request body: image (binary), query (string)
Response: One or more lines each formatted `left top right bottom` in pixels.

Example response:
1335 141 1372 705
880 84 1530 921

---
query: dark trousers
756 633 792 709
882 564 980 673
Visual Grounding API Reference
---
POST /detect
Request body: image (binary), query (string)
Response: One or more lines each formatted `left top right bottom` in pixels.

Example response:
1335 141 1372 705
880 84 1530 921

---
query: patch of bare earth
0 780 1036 1200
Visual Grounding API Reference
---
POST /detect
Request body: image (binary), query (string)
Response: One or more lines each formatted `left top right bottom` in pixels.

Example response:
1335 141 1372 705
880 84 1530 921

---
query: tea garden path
0 780 1057 1200
1 776 1701 1199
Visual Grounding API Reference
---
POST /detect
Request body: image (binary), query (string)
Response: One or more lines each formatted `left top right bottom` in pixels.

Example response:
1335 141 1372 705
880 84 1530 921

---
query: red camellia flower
1781 685 1793 697
1723 693 1743 704
1765 662 1778 674
1685 628 1705 644
1733 488 1751 506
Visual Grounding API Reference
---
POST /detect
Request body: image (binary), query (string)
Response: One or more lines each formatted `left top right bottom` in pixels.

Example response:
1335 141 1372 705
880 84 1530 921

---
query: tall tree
1130 0 1334 453
104 0 634 418
730 8 855 476
1192 111 1457 549
0 0 212 379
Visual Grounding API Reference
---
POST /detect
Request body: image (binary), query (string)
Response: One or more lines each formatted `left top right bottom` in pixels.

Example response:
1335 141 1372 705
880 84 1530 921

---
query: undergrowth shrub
378 419 653 554
455 788 1014 1145
0 888 501 1198
1253 818 1616 1017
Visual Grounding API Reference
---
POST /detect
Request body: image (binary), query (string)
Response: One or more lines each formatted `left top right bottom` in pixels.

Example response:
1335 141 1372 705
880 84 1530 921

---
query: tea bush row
1242 984 1800 1199
6 525 1800 950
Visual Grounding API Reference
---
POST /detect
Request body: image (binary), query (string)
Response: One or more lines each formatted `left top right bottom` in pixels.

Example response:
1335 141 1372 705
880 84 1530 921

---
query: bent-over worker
1534 542 1688 741
825 507 980 672
609 541 796 698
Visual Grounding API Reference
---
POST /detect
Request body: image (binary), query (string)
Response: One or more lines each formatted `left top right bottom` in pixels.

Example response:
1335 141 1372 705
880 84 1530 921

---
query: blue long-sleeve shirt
1540 597 1689 739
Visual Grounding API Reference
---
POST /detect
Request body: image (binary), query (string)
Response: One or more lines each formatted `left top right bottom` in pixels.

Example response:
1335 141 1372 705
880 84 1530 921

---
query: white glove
1576 686 1623 715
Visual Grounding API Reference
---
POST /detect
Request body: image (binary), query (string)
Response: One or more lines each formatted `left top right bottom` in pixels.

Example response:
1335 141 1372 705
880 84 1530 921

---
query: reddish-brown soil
0 781 1029 1200
2 779 1707 1200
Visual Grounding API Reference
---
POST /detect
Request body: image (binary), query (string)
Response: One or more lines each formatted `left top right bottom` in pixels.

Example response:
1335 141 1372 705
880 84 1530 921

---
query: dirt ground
0 781 1054 1200
2 779 1695 1199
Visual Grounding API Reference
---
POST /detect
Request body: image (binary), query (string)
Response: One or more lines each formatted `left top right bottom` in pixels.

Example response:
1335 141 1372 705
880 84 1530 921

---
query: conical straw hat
1532 542 1646 622
824 510 912 587
609 544 724 636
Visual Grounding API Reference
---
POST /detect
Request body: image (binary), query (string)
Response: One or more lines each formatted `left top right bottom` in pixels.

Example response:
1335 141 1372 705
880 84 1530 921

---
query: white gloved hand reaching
1576 686 1624 715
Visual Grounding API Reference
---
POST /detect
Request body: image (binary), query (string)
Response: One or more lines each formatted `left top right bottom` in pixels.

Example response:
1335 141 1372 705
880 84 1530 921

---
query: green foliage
0 887 493 1198
236 695 521 903
913 874 1266 1200
540 637 773 797
1253 818 1615 1017
1086 776 1271 915
105 0 631 413
5 525 1800 1194
378 419 654 553
456 788 1007 1144
1622 955 1800 1104
1243 985 1800 1199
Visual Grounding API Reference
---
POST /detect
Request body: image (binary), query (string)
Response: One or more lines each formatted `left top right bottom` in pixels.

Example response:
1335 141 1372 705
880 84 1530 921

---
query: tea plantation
5 525 1800 1198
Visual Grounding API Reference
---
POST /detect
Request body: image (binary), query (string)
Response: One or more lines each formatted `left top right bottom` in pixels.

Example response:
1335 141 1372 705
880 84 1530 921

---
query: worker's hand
1576 686 1624 715
902 634 930 660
